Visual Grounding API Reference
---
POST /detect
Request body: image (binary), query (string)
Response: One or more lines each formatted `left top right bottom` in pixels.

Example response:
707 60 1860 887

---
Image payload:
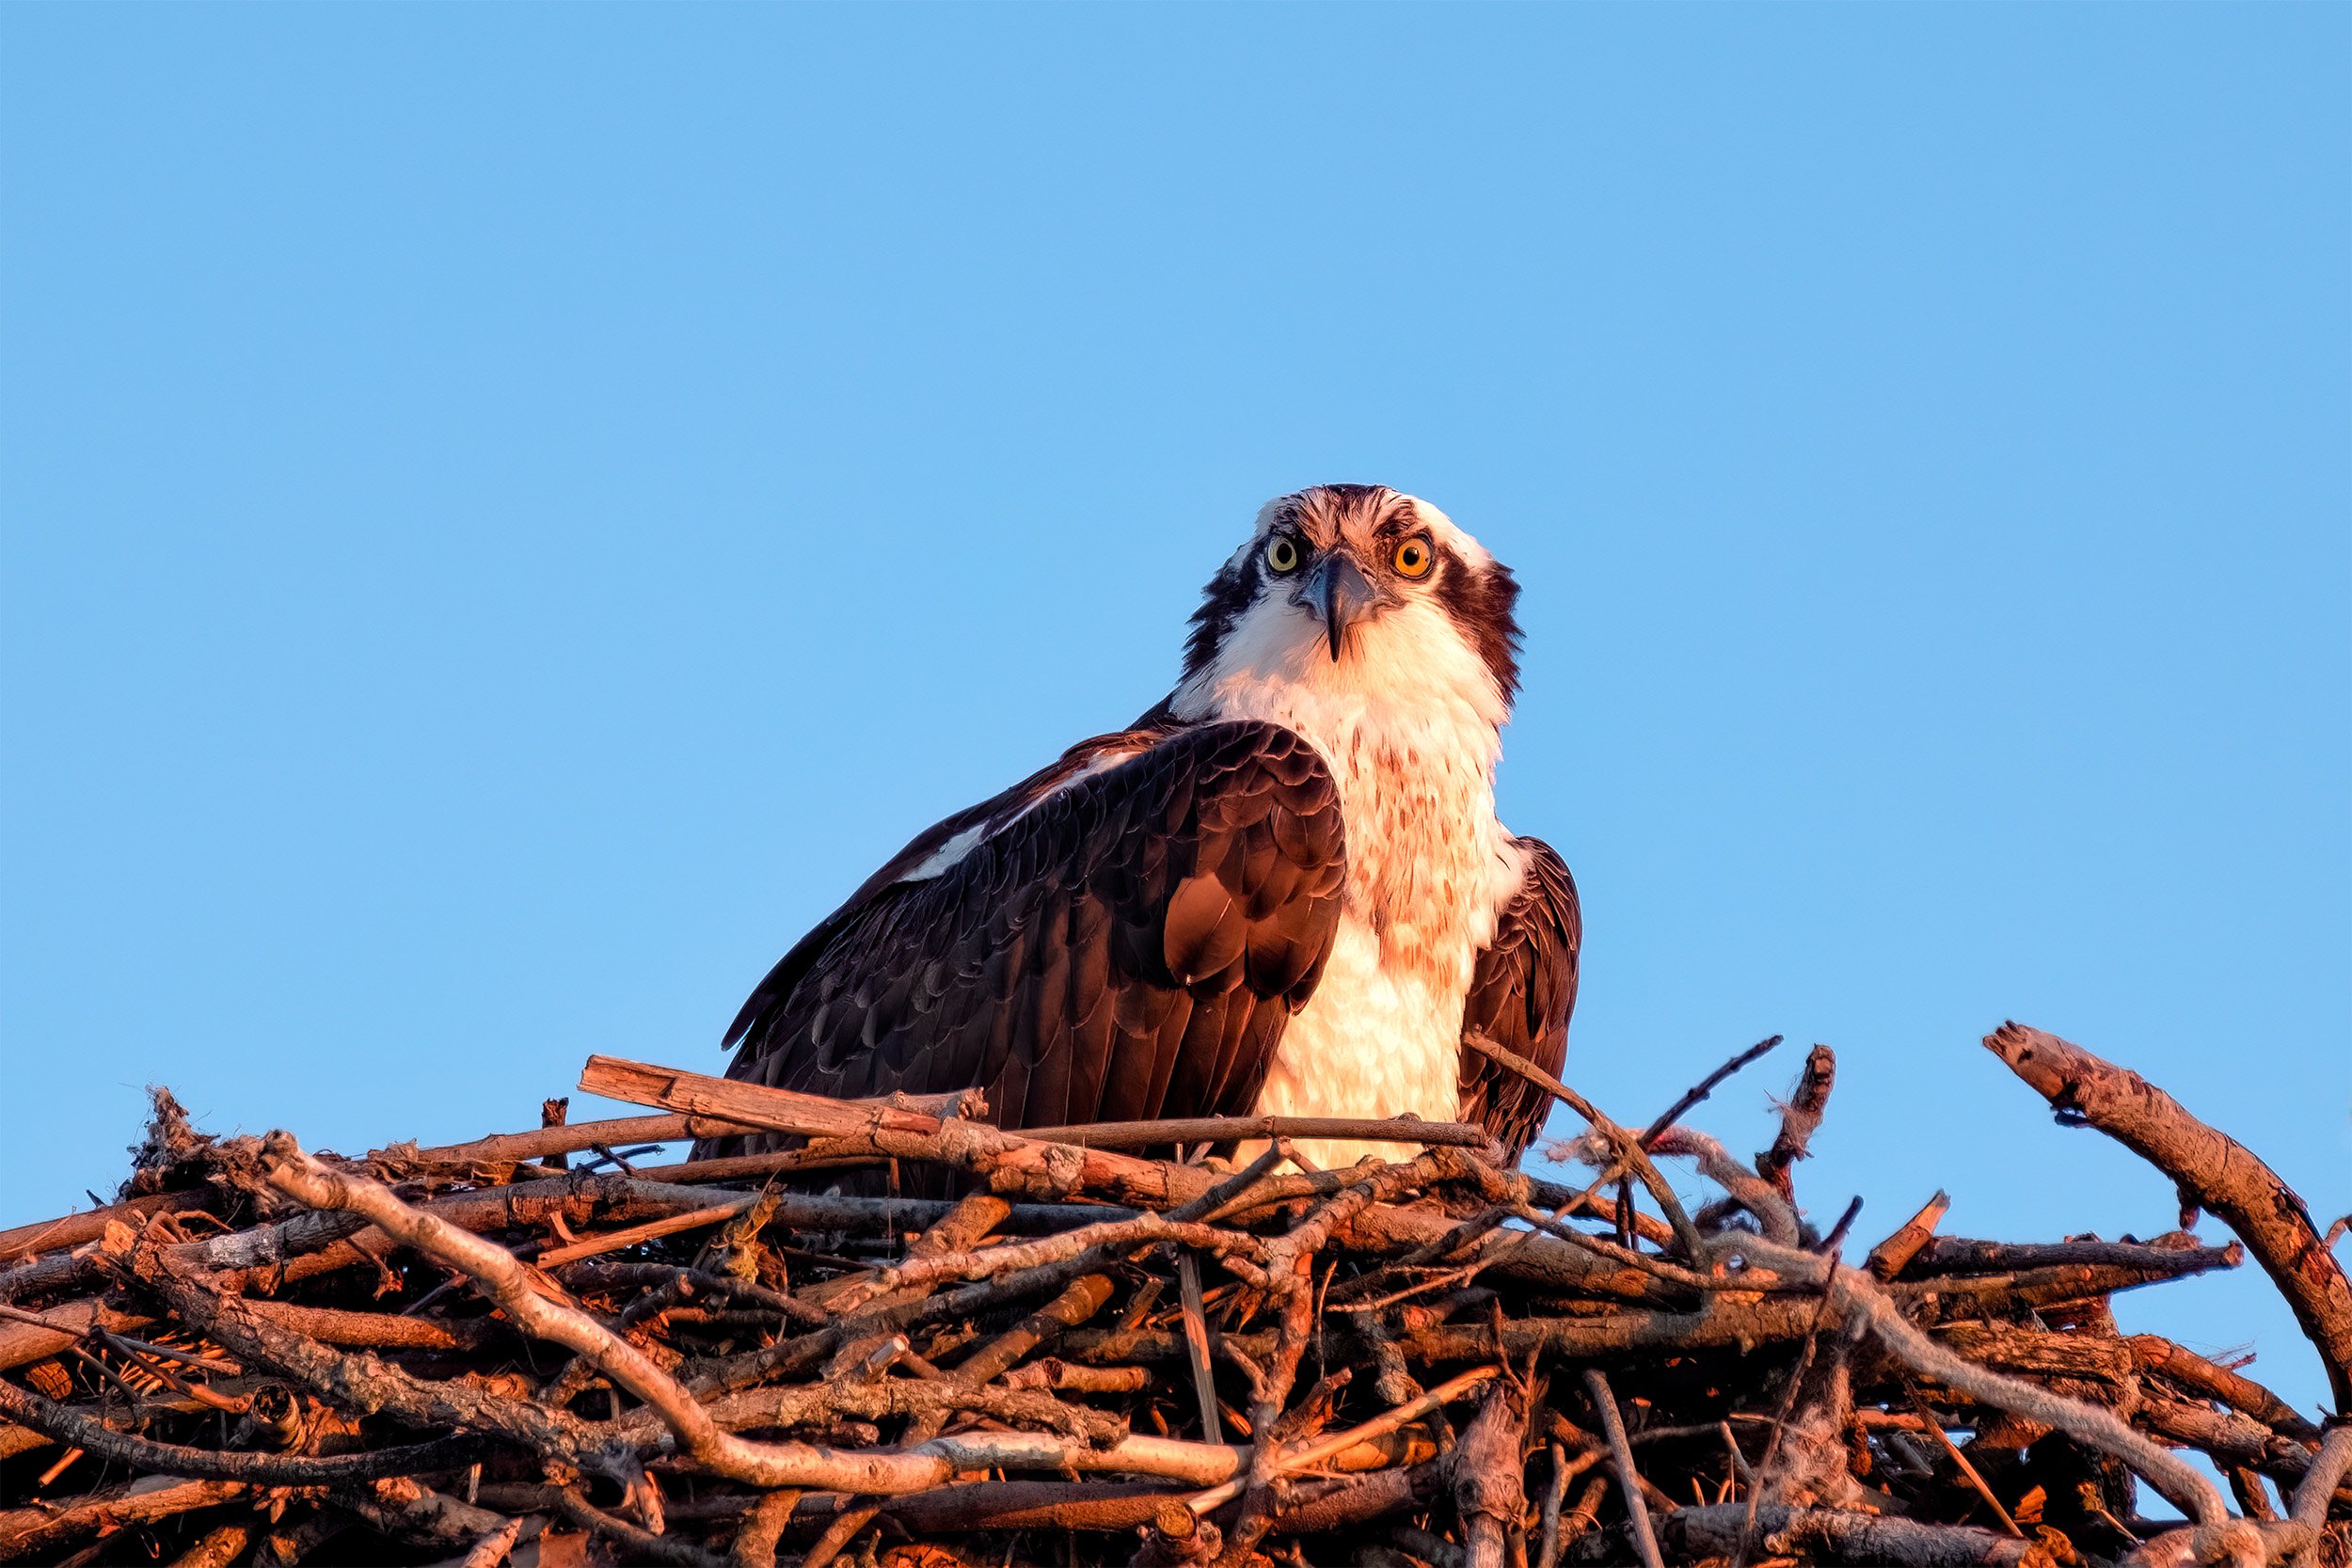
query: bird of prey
706 484 1579 1169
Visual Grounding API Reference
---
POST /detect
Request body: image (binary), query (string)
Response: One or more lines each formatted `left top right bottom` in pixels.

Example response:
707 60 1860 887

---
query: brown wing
701 721 1346 1155
1456 837 1581 1163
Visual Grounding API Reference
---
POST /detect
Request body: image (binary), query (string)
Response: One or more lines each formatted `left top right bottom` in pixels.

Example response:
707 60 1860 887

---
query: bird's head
1175 485 1522 727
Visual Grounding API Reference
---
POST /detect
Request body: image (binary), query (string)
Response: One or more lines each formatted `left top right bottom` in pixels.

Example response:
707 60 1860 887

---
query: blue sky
4 7 2345 1420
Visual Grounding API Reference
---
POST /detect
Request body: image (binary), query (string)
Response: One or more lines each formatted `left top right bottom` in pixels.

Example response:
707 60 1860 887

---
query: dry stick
165 1521 253 1568
1719 1419 1755 1487
1986 1022 2352 1414
130 1248 615 1477
1733 1216 1857 1568
12 1172 772 1311
1451 1386 1528 1568
1733 1234 2236 1527
727 1488 801 1568
0 1296 155 1370
561 1261 828 1330
776 1471 1440 1538
1222 1228 1321 1566
1177 1251 1224 1445
378 1114 758 1170
1459 1031 1709 1261
343 1478 521 1554
257 1509 350 1566
688 1373 1122 1446
1662 1503 2048 1567
689 1224 1236 1399
1867 1191 1953 1279
821 1211 1263 1314
1534 1440 1570 1568
1912 1234 2237 1276
2127 1425 2352 1568
2137 1395 2320 1490
1755 1043 1836 1201
1503 1204 1725 1293
1183 1366 1503 1515
439 1516 526 1568
0 1479 248 1562
885 1274 1118 1450
255 1134 1247 1494
0 1375 483 1484
2286 1425 2352 1567
1171 1142 1293 1227
1555 1474 1612 1560
0 1189 217 1264
1906 1391 2025 1537
384 1086 987 1170
1521 1178 1677 1249
235 1296 503 1352
797 1499 882 1568
1639 1035 1785 1146
533 1196 761 1267
952 1272 1114 1388
552 1487 728 1568
578 1053 1219 1211
2128 1335 2322 1443
1639 1126 1801 1244
1018 1114 1493 1150
1583 1368 1665 1568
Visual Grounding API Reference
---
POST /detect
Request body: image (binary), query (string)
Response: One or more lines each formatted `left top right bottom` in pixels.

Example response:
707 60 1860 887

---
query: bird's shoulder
1501 834 1581 949
720 713 1343 1052
1458 834 1581 1161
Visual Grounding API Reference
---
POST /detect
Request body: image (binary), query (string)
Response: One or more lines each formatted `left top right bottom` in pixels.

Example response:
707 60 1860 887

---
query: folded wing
705 721 1347 1154
1456 837 1581 1161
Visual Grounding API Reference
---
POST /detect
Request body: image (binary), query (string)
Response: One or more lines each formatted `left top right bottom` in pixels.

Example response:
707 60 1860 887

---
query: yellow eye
1392 536 1434 578
1265 535 1300 574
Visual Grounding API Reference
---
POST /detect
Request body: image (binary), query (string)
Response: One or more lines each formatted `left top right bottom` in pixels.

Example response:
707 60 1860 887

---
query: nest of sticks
2 1023 2346 1568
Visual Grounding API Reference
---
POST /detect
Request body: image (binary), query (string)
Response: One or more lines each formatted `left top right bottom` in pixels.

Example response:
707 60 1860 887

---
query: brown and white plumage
707 484 1579 1166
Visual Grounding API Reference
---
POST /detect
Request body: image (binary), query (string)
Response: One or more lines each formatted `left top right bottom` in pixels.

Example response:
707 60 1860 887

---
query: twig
1462 1032 1708 1261
553 1486 728 1568
0 1375 484 1484
1640 1036 1784 1147
1754 1044 1836 1202
257 1133 1248 1494
1866 1192 1951 1280
1450 1386 1528 1568
1183 1366 1503 1515
1178 1252 1223 1444
1583 1368 1665 1568
1017 1115 1493 1151
1731 1234 2236 1526
1907 1392 2024 1536
1986 1022 2352 1412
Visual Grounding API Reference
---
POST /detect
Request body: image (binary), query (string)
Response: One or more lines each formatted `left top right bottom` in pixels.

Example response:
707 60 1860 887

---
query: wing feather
702 721 1346 1156
1456 838 1582 1163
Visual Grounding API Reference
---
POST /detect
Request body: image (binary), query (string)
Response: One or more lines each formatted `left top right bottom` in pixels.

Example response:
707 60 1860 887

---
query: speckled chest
1309 712 1510 990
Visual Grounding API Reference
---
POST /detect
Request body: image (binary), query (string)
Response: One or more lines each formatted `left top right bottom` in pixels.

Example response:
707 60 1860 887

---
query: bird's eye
1392 536 1434 578
1264 536 1300 574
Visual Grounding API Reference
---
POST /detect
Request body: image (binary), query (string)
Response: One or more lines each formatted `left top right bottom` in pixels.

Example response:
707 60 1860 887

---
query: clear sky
4 6 2346 1421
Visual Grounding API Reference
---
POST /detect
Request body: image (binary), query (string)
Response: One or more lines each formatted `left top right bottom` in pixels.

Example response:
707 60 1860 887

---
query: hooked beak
1292 550 1382 661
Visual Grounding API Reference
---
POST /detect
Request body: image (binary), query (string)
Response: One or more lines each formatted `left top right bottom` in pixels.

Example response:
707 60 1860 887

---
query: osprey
707 484 1579 1168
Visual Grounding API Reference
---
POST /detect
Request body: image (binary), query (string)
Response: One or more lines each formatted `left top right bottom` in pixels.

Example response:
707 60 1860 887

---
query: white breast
1172 596 1529 1167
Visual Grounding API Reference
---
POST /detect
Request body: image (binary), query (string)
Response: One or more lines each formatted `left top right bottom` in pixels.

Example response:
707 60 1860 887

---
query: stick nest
2 1025 2345 1568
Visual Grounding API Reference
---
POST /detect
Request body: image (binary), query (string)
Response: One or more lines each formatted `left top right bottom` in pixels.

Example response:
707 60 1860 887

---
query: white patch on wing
899 746 1145 883
906 822 989 881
